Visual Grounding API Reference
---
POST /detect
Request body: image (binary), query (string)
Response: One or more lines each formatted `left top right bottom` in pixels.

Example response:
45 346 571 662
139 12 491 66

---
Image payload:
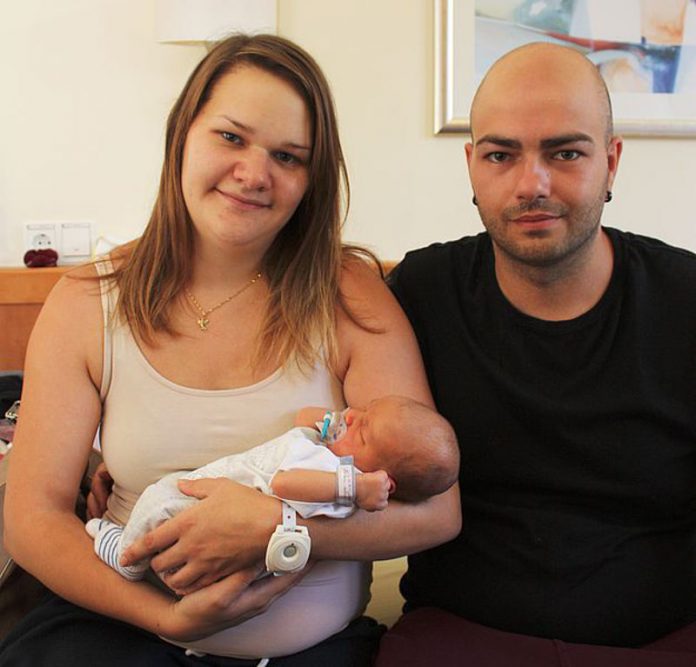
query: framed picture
434 0 696 136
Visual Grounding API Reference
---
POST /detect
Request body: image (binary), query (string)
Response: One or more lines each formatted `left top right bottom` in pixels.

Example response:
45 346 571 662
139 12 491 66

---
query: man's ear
465 141 474 167
606 136 623 190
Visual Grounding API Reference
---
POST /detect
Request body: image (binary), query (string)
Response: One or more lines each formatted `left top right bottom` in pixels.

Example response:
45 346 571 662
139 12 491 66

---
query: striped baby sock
85 518 149 582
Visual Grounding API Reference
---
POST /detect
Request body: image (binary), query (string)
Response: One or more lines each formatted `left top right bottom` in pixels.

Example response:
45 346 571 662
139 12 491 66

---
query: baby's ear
388 477 396 495
345 409 355 425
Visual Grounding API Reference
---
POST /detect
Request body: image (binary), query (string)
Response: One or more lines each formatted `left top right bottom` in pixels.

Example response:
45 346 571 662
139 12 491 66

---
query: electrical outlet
23 221 93 264
24 222 57 252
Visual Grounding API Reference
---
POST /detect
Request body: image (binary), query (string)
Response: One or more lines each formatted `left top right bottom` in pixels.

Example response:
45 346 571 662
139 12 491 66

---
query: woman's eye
274 151 301 166
221 131 242 144
555 150 580 161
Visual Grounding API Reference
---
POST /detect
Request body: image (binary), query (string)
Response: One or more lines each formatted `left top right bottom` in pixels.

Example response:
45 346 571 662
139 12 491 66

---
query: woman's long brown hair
103 34 378 372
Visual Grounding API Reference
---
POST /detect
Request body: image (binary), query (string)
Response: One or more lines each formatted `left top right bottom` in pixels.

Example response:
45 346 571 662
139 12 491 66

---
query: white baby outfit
86 426 356 578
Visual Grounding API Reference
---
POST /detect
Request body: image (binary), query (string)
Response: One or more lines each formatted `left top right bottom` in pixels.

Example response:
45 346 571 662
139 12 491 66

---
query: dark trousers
376 607 696 667
0 592 383 666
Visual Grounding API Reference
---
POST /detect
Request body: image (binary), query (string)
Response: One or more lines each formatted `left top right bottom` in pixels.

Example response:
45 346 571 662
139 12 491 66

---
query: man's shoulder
608 229 696 315
609 227 696 263
608 227 696 279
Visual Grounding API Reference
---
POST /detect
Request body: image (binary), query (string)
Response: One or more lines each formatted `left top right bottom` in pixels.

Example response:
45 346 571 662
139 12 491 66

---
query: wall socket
24 222 58 251
23 221 92 264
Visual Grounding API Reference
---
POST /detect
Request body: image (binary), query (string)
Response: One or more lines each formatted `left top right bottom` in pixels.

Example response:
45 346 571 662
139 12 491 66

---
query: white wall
0 0 203 265
1 0 695 267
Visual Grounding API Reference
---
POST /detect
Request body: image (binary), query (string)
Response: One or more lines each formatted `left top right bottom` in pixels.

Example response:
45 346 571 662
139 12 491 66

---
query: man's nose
515 155 550 201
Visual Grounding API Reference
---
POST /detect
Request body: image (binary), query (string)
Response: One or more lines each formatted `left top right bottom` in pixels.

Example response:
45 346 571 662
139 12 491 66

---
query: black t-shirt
390 228 696 646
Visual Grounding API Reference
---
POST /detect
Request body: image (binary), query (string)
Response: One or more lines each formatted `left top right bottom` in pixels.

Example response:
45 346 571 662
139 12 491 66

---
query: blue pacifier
317 409 349 445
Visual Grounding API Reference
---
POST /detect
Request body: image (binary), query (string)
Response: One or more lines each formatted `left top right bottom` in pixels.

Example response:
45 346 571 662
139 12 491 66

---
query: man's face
466 52 621 271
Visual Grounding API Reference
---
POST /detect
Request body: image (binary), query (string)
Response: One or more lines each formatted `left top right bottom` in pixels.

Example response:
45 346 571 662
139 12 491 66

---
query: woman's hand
121 478 281 595
86 462 113 519
160 564 307 642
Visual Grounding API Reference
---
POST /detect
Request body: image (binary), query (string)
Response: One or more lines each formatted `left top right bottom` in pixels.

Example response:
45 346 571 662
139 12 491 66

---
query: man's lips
512 213 560 223
216 189 270 209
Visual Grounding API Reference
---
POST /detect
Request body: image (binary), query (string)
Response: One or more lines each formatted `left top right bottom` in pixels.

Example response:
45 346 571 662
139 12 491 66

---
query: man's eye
221 131 242 144
555 150 580 161
486 152 509 163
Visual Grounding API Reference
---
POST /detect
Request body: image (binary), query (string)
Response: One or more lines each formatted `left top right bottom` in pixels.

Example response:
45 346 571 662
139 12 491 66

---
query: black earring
472 196 478 206
605 191 613 203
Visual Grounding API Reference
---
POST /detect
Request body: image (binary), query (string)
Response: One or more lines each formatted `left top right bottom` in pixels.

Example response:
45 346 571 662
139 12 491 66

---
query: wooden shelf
0 266 71 304
0 267 71 370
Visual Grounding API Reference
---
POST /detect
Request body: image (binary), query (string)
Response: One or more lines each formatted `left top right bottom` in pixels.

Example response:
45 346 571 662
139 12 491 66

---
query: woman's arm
122 260 461 593
3 270 299 640
303 259 462 557
294 406 327 427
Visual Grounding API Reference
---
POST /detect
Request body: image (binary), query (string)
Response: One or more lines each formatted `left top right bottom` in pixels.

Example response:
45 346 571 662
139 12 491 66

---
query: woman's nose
233 148 271 191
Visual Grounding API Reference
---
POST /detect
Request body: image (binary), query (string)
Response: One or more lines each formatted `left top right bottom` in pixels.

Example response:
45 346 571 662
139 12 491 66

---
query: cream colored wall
0 0 204 266
1 0 695 268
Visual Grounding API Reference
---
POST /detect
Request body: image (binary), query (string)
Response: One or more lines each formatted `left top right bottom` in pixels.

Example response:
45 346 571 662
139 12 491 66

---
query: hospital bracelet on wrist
336 456 356 506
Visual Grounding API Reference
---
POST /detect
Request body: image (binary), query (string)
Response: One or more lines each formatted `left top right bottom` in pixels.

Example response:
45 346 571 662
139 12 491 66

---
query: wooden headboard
0 267 70 371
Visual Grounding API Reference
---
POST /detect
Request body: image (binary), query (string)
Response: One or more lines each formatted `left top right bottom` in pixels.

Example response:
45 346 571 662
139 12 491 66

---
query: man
377 42 696 665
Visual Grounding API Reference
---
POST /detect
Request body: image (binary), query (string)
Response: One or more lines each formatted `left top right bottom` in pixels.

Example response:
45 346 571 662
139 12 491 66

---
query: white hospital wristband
336 456 356 506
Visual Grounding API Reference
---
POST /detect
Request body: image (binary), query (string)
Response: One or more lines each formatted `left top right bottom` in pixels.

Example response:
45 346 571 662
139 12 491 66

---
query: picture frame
434 0 696 137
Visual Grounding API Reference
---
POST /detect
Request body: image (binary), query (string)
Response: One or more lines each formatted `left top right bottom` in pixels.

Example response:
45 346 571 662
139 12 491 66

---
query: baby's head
331 395 459 502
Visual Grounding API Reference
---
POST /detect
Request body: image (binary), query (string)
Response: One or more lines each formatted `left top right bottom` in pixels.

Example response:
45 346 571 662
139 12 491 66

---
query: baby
86 395 459 582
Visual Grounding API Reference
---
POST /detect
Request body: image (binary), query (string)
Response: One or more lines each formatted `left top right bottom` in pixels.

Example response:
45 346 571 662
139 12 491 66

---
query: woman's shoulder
23 261 107 389
335 252 431 404
34 262 106 353
339 253 389 301
48 249 130 305
338 252 397 324
45 262 105 309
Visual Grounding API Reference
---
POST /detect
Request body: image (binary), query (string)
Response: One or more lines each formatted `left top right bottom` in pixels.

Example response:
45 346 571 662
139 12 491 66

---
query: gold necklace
185 272 262 332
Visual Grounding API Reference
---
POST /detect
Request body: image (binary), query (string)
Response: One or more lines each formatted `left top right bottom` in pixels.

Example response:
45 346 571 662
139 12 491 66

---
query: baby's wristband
336 456 356 506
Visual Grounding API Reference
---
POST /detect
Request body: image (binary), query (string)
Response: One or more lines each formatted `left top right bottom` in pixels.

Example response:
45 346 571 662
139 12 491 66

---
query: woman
1 34 460 665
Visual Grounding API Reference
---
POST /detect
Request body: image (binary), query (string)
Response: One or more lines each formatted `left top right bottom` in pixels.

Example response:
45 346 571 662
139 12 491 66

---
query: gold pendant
197 317 209 331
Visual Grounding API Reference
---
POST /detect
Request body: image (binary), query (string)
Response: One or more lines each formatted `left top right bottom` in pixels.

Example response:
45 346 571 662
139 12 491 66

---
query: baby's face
331 405 383 472
331 408 377 472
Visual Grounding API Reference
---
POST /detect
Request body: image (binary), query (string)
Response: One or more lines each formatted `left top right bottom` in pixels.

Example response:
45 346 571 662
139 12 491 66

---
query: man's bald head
470 43 614 144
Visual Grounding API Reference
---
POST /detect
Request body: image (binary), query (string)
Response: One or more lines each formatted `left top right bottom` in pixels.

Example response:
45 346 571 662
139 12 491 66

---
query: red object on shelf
23 248 59 268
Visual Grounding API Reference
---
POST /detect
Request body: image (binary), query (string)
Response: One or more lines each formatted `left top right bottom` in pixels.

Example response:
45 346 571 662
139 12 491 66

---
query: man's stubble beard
478 194 606 271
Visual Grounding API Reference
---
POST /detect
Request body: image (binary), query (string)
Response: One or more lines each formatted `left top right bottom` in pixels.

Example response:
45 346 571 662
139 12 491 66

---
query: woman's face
181 65 311 256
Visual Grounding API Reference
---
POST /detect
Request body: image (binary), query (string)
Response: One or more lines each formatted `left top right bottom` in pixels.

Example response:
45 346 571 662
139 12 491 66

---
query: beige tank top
94 262 371 658
95 262 345 525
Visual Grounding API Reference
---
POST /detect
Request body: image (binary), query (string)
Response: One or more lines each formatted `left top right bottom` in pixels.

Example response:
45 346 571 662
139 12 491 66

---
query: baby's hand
87 462 114 520
355 470 392 511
